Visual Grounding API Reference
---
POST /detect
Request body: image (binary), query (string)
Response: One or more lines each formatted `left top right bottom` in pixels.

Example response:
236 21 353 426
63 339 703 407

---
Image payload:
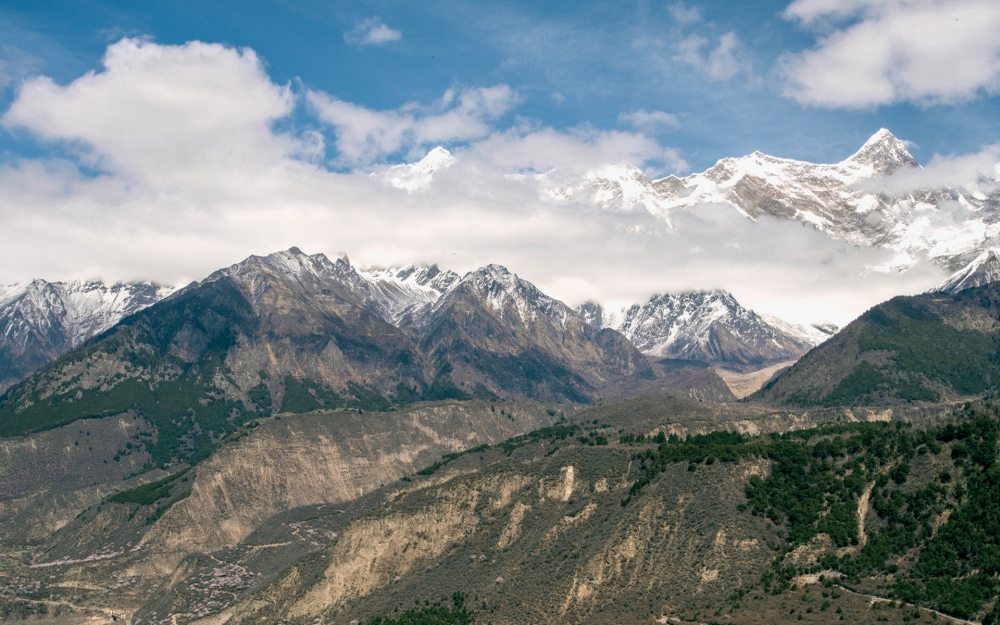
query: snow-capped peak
0 278 174 390
526 129 1000 276
585 289 820 370
845 128 918 176
934 249 1000 294
221 247 346 283
537 162 675 219
375 147 456 192
355 263 460 323
759 313 838 347
443 264 562 326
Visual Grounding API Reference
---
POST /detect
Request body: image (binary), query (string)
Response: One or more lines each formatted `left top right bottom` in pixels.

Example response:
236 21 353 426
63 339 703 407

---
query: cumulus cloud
2 38 297 182
0 38 954 328
343 18 401 46
780 0 1000 108
675 32 745 81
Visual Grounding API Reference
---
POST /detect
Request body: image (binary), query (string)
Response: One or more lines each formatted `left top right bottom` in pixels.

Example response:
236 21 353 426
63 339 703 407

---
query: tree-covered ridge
0 280 260 468
621 398 1000 622
367 593 475 625
756 281 1000 407
820 300 999 405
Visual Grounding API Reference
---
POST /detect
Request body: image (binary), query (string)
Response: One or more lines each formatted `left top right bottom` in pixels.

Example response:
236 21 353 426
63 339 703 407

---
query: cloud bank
781 0 1000 108
0 38 963 328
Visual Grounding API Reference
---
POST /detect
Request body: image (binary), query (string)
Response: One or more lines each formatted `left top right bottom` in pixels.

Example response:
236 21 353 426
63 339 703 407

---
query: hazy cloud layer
0 38 963 328
619 109 680 130
676 32 745 82
781 0 1000 108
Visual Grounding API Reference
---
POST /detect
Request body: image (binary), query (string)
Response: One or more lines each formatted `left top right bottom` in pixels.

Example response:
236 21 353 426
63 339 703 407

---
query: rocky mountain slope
538 129 1000 271
355 263 460 323
934 248 1000 293
755 280 1000 406
0 280 172 392
402 264 654 402
580 290 833 372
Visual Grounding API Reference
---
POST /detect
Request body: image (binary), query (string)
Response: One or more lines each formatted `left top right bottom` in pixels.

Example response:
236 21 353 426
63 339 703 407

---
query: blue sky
0 0 999 325
2 0 998 171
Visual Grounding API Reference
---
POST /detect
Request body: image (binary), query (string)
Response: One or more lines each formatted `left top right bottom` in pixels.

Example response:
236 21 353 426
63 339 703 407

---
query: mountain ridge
754 280 1000 407
386 130 1000 272
579 289 834 372
0 279 173 392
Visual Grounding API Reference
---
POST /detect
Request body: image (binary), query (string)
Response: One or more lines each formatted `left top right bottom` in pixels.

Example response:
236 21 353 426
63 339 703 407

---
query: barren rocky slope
0 391 961 625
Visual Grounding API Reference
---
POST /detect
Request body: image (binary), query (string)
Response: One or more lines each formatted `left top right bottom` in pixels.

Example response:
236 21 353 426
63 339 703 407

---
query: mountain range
0 248 659 466
0 280 173 392
388 129 1000 273
579 290 833 372
0 251 829 397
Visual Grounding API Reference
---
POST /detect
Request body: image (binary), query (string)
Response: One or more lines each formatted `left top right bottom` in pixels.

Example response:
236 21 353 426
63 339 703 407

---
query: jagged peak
214 248 359 293
934 248 1000 294
376 147 456 192
450 264 565 325
860 128 896 149
465 263 514 281
423 146 455 162
647 288 736 303
845 128 918 175
357 262 459 292
575 301 605 328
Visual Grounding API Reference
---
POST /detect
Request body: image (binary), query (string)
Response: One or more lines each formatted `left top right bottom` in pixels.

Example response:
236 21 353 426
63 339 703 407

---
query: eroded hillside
0 392 962 625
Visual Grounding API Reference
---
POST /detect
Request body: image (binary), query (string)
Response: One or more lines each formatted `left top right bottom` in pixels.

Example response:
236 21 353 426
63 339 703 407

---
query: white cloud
675 32 745 81
308 85 520 166
781 0 1000 108
619 109 679 130
2 38 296 183
343 17 401 46
0 38 956 329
